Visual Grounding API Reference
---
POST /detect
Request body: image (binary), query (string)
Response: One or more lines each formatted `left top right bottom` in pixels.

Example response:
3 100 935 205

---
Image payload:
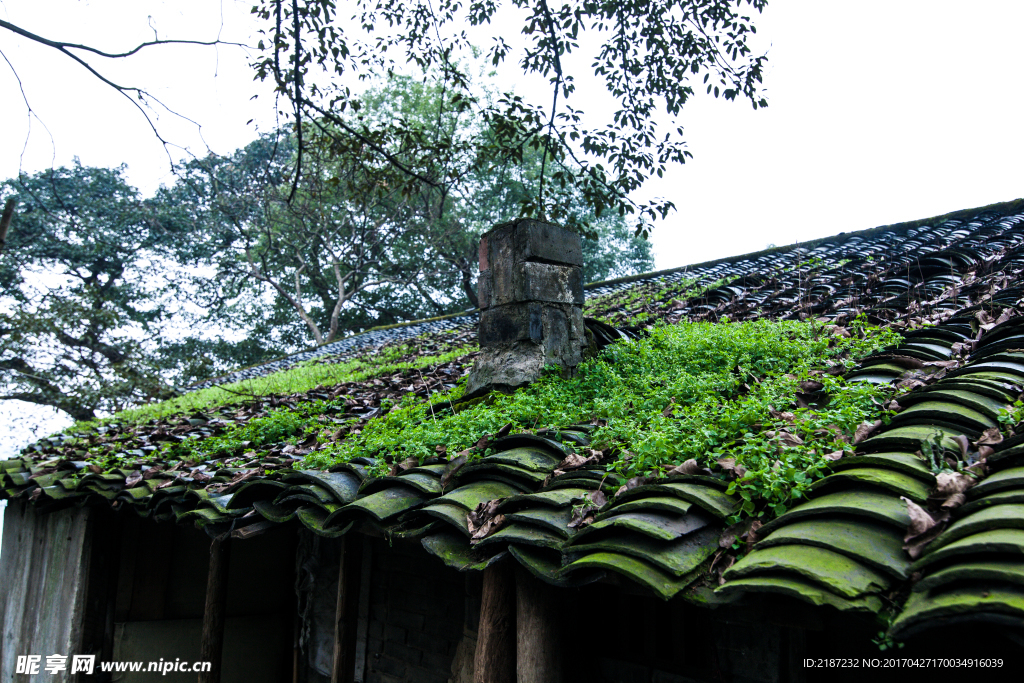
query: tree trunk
0 197 14 251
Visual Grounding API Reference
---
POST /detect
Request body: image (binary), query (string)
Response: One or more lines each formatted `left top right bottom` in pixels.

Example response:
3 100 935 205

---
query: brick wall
365 538 466 683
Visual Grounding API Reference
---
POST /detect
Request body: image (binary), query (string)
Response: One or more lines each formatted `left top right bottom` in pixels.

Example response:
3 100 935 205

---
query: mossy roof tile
476 523 564 549
714 575 884 613
968 467 1024 499
898 388 1009 421
830 452 933 482
286 470 363 503
505 506 574 537
912 528 1024 571
753 517 910 579
959 488 1024 516
272 483 337 507
915 560 1024 592
987 443 1024 471
890 585 1024 638
456 462 548 487
560 551 702 601
433 480 523 511
888 400 997 432
595 495 694 520
758 489 910 536
323 485 426 523
569 509 713 544
497 487 592 511
612 482 737 519
568 525 719 578
252 499 298 523
421 530 505 572
507 544 582 586
296 506 350 538
807 467 932 503
724 544 891 599
928 504 1024 550
860 425 967 453
359 471 442 496
418 502 472 535
478 446 564 472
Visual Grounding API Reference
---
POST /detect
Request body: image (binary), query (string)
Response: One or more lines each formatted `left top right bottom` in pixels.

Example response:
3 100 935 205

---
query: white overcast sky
1 0 1023 463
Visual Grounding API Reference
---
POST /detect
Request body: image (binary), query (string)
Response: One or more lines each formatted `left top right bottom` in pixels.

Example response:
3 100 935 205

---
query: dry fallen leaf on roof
665 459 705 476
716 457 748 479
976 427 1003 447
467 499 506 543
935 471 974 497
852 420 882 445
902 496 937 540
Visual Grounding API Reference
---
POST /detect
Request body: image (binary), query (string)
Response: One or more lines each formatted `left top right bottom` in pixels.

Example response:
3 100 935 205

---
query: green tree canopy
0 161 316 421
0 164 188 420
171 74 653 349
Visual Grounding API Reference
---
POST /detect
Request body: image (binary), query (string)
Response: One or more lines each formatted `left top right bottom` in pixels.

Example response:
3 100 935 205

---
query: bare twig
0 18 250 166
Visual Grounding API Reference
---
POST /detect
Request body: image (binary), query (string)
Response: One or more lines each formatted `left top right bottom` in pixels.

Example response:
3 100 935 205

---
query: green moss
583 274 735 324
81 340 475 427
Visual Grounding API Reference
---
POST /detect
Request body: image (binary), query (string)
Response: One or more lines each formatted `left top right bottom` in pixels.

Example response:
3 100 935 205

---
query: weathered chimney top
465 219 585 398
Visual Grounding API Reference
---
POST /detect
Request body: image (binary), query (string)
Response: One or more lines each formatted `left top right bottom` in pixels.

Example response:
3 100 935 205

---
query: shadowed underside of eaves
6 198 1024 640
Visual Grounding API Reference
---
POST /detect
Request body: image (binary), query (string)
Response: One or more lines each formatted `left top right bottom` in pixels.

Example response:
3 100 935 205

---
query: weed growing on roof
188 408 323 458
998 399 1024 434
97 343 473 425
309 318 901 519
153 399 355 462
584 275 733 324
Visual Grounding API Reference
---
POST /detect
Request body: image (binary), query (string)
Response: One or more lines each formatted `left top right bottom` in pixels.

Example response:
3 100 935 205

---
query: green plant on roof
90 339 474 426
307 316 901 521
191 410 317 458
583 274 735 325
920 430 949 474
872 630 904 652
998 399 1023 434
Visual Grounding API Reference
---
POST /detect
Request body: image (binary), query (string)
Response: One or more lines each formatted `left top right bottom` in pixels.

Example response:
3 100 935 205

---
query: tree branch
0 18 249 166
0 19 249 59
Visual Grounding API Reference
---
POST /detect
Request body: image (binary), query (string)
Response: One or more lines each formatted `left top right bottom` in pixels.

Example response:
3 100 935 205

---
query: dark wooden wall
0 501 92 682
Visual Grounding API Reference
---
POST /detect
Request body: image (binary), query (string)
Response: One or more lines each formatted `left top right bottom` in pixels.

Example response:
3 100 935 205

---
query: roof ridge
585 196 1024 291
189 197 1024 390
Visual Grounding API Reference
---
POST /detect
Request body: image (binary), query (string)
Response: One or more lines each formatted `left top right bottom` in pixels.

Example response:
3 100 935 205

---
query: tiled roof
6 198 1024 639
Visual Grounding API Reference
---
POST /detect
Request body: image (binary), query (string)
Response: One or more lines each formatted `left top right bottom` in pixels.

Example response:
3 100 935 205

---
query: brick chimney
465 219 584 398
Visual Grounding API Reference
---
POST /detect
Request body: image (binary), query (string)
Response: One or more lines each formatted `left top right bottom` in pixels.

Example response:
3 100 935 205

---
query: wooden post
352 537 373 683
199 535 231 683
330 537 348 683
473 561 515 683
516 567 562 683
